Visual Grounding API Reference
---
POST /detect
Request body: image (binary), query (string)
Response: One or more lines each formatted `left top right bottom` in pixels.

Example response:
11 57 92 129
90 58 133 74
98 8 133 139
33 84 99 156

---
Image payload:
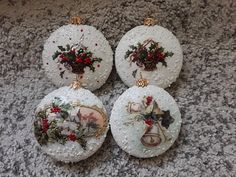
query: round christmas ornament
34 86 109 162
43 16 113 91
34 17 109 162
115 18 183 88
110 77 181 158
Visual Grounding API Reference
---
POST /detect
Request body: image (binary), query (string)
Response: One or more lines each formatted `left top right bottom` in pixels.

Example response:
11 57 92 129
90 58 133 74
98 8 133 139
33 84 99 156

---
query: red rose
84 58 91 64
42 119 49 132
157 53 164 60
68 133 77 141
50 106 61 113
146 96 153 105
81 53 87 58
76 57 83 63
145 118 153 126
59 54 69 61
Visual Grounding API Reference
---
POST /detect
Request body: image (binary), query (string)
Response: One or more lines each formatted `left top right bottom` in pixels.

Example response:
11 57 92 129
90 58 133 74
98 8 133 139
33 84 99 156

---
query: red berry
81 53 87 58
68 133 77 141
42 119 49 132
70 49 76 54
147 52 153 60
50 106 61 113
145 118 153 126
157 53 164 60
76 57 83 63
146 96 153 105
84 58 91 64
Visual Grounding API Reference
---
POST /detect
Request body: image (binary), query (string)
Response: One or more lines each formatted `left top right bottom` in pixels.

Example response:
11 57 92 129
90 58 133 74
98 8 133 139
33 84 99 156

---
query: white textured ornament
43 24 113 91
115 25 183 88
34 86 109 162
110 85 181 158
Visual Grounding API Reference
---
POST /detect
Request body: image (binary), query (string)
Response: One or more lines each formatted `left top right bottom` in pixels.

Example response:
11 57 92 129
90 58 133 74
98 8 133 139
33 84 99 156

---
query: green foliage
52 51 61 60
58 46 66 51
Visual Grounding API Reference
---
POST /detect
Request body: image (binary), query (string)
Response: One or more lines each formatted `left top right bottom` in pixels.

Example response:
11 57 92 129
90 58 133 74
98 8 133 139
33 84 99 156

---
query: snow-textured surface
110 85 181 158
43 25 113 91
36 86 108 163
115 25 183 88
0 0 235 177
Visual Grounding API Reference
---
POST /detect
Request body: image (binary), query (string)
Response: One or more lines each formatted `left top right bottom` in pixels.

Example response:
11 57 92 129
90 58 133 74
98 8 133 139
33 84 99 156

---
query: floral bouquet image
125 39 173 71
52 44 102 78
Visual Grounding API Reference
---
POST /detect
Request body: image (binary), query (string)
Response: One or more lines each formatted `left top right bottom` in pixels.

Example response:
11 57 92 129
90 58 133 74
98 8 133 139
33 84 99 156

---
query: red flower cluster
51 106 61 113
68 133 77 141
42 119 49 132
146 96 153 105
144 118 154 126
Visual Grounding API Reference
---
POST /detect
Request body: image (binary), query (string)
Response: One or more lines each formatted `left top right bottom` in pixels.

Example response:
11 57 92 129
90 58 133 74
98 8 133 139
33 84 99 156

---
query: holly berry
68 133 77 141
41 119 49 132
157 53 164 60
81 53 87 58
50 106 61 113
144 118 154 126
84 58 91 64
147 52 154 60
70 49 76 55
76 57 83 63
59 54 69 62
146 96 153 105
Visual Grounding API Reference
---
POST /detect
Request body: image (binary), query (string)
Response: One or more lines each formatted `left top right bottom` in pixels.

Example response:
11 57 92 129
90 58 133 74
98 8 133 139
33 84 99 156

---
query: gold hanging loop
136 72 149 87
144 18 156 26
70 16 83 25
70 75 82 89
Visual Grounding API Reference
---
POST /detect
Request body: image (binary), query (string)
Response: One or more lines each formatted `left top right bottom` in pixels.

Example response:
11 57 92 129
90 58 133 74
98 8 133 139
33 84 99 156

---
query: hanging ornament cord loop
136 72 149 87
144 18 156 26
70 75 82 89
70 16 82 25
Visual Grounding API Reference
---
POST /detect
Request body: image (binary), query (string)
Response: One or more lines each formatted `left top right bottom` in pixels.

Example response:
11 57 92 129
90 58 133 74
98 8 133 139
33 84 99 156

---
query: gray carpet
0 0 235 176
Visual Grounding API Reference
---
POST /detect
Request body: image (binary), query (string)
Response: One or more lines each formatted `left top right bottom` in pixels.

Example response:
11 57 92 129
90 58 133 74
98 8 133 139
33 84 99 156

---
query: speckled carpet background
0 0 235 176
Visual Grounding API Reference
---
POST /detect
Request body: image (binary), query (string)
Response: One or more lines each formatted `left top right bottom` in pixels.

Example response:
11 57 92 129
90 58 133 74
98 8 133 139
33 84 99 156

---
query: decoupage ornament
34 17 110 162
110 76 182 158
115 18 183 88
34 86 108 162
43 16 113 91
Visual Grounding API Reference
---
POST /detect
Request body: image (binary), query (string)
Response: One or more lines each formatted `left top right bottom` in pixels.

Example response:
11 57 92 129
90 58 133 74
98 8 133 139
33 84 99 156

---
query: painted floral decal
125 96 174 147
125 39 173 74
34 97 107 149
52 44 102 78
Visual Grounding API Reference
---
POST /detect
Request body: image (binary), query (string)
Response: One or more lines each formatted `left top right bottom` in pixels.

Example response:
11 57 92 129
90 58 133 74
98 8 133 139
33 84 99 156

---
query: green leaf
125 50 133 59
52 51 61 60
66 44 70 51
60 103 71 110
161 110 174 129
89 65 95 72
132 69 137 78
37 111 47 119
60 110 69 119
165 51 174 57
58 46 66 51
152 100 158 110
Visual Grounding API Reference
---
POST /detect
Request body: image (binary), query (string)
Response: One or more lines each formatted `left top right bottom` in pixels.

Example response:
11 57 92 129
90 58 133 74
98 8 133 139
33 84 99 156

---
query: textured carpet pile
0 0 235 176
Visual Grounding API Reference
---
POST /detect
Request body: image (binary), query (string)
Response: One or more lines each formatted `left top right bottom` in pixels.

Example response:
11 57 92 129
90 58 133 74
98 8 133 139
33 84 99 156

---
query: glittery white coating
110 85 181 158
35 86 109 162
115 25 183 88
42 25 113 91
